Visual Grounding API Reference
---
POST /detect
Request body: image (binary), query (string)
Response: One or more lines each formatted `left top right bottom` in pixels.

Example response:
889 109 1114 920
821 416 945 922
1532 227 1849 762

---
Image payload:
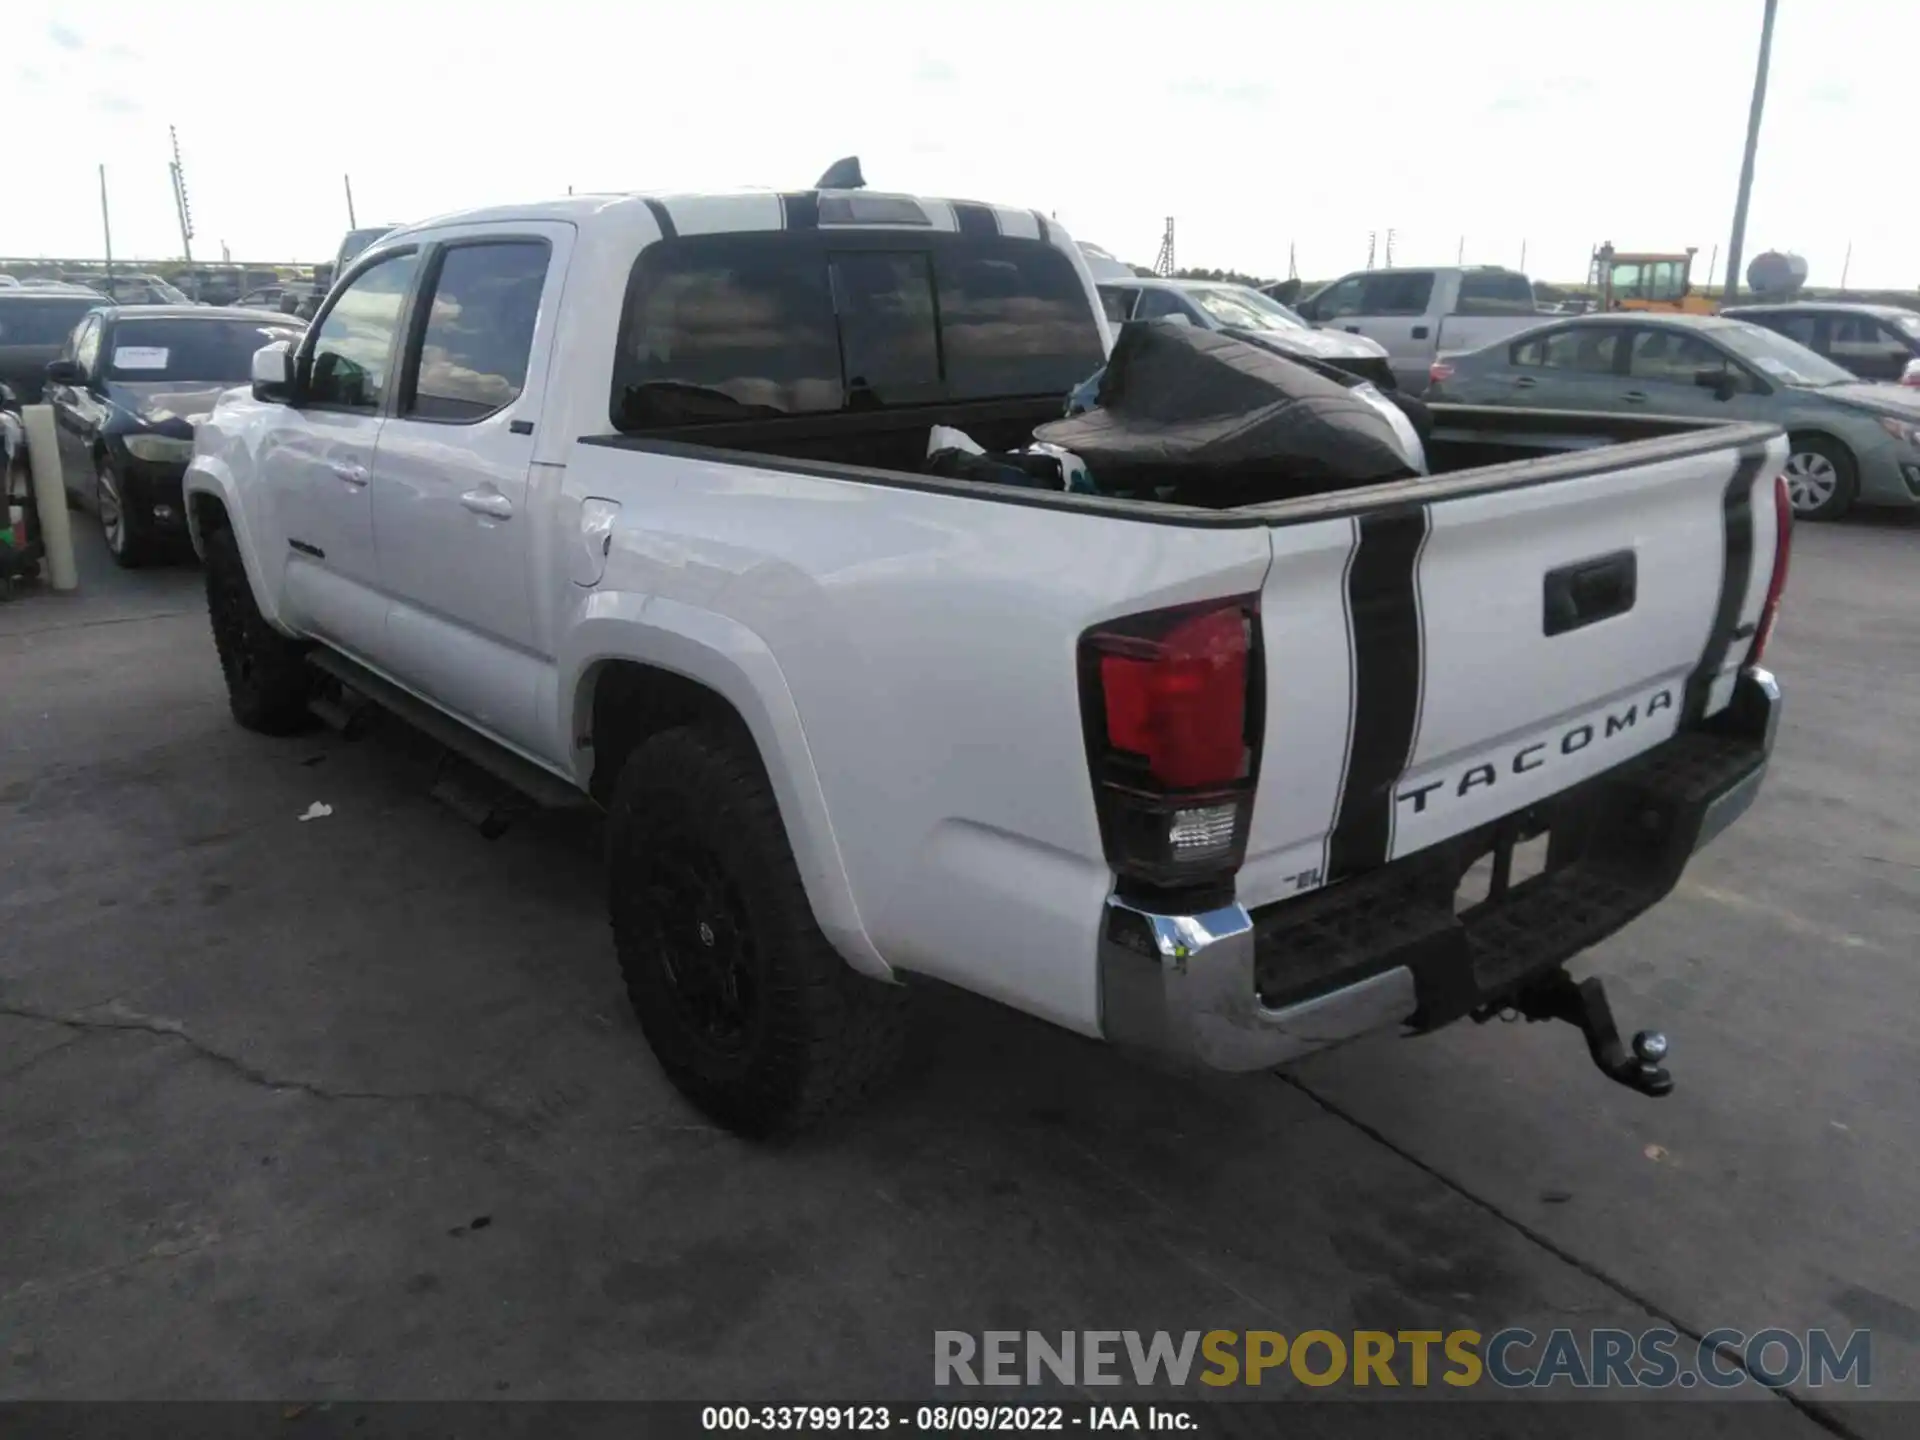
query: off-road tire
607 725 908 1136
204 525 313 735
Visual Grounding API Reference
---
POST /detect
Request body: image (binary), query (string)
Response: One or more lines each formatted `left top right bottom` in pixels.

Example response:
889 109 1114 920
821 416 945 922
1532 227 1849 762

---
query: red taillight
1080 599 1262 890
1429 360 1455 386
1098 607 1248 788
1747 472 1793 669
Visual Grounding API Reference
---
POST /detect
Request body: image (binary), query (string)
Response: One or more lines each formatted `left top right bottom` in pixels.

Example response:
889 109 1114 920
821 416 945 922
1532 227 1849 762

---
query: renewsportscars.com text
934 1328 1872 1390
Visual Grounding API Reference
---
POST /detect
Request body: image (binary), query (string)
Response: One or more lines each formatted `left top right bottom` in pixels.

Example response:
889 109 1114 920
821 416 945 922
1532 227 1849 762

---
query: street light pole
1720 0 1779 308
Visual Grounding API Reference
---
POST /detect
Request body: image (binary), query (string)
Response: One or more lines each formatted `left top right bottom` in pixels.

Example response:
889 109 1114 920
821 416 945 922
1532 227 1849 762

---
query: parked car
186 185 1785 1135
1098 277 1399 389
1428 312 1920 520
1720 302 1920 388
42 305 304 565
236 283 315 316
61 272 195 306
0 288 108 403
1292 265 1542 393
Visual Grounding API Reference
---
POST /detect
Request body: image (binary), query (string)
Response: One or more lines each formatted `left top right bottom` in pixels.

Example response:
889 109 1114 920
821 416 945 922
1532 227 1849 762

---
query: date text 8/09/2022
701 1406 1192 1431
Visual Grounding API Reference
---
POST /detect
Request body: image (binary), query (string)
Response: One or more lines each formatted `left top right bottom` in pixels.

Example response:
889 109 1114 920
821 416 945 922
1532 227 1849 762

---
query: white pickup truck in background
1293 265 1545 394
184 183 1791 1135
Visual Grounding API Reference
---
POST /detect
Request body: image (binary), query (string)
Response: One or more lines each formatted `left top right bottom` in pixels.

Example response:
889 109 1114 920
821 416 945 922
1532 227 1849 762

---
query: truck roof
389 189 1068 246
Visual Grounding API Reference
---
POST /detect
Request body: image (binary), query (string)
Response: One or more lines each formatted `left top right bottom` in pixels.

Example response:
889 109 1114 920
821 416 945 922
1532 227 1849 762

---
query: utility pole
1385 228 1397 267
1840 241 1852 290
344 174 358 229
1706 243 1720 291
1520 239 1527 272
1366 231 1377 270
168 125 194 262
98 164 115 288
1720 0 1779 309
1288 241 1298 281
1154 218 1176 277
1457 235 1465 264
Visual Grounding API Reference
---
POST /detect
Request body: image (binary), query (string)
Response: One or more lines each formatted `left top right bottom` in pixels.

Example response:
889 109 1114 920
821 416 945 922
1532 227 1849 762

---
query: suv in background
0 287 107 403
1721 302 1920 387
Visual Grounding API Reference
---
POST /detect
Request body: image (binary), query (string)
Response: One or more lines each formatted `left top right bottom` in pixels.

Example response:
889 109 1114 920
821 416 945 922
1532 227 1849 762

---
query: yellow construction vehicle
1589 243 1717 314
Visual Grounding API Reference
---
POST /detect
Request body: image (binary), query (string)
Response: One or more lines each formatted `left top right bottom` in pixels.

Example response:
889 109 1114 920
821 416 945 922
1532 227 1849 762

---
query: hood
105 380 237 433
1815 381 1920 421
1223 323 1388 361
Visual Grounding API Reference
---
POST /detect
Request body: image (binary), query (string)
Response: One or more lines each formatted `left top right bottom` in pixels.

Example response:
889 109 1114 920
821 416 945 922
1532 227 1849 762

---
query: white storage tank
1747 251 1809 296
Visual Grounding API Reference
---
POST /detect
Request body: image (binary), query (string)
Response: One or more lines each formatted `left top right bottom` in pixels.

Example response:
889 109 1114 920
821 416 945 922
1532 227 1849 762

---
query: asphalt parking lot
1 513 1914 1433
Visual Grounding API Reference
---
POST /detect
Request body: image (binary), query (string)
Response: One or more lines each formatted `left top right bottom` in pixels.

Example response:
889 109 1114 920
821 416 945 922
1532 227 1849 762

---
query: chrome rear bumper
1098 667 1780 1073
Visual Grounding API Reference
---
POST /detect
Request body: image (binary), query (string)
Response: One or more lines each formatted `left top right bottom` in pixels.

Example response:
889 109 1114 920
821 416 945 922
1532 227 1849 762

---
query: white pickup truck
185 185 1791 1135
1292 265 1546 394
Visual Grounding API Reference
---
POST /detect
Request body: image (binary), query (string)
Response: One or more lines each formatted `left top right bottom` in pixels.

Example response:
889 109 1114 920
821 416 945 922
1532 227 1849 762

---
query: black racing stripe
1681 446 1766 725
1033 210 1053 244
950 201 1000 238
780 191 820 229
1326 505 1431 881
641 198 677 241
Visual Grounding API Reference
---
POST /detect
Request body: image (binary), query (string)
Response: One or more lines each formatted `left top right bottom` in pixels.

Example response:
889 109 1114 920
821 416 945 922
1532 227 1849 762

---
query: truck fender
559 591 889 981
183 458 290 631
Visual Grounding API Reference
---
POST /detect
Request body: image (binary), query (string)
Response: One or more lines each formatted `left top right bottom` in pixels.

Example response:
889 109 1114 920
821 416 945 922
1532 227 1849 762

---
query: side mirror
251 341 296 404
44 358 83 386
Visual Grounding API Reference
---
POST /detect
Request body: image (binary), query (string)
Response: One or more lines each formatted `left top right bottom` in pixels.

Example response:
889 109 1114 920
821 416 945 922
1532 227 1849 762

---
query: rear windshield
0 296 100 346
106 318 305 382
610 232 1105 430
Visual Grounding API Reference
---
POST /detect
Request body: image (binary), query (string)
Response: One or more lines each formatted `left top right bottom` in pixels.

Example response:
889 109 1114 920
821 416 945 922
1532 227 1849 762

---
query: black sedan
42 306 304 566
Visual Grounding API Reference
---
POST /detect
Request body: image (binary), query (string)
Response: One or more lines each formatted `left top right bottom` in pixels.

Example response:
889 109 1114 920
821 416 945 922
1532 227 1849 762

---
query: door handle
1343 325 1361 334
1622 390 1649 404
460 487 514 520
328 460 369 486
1512 375 1537 389
1411 325 1430 340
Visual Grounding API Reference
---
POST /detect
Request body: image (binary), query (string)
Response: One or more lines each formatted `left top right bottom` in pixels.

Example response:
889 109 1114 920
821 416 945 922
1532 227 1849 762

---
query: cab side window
1309 275 1366 321
305 251 419 411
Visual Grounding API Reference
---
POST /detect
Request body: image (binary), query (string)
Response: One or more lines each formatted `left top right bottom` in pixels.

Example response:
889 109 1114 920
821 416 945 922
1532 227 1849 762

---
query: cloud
17 65 44 86
1807 80 1852 105
104 42 138 61
1488 91 1535 114
93 92 141 115
1165 78 1272 105
913 54 956 84
48 22 83 50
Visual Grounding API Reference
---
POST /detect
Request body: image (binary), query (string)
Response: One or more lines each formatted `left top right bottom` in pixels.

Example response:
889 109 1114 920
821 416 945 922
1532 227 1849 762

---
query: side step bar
305 648 594 814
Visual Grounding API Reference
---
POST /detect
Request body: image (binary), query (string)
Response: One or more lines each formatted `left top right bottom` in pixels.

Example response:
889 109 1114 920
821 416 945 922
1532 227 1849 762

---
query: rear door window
1357 272 1434 316
1512 326 1626 373
1628 328 1737 386
400 239 550 422
1453 271 1535 316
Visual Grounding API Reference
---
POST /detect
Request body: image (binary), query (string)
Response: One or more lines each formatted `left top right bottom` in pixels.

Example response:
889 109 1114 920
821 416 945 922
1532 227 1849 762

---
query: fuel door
570 497 620 587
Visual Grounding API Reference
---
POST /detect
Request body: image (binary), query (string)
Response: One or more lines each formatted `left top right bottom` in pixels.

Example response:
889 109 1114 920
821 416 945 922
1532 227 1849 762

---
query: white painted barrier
20 405 77 592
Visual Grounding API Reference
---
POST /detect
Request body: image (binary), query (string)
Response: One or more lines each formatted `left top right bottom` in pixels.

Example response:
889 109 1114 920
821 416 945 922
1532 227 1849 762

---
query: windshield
1892 312 1920 339
0 296 100 345
1185 285 1306 332
1716 321 1855 386
106 318 304 382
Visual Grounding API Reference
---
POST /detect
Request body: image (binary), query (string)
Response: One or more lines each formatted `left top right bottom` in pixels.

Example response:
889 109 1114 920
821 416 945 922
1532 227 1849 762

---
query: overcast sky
6 0 1913 288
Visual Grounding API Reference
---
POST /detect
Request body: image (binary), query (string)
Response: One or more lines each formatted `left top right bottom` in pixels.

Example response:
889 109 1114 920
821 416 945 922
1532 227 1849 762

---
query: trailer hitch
1493 970 1673 1097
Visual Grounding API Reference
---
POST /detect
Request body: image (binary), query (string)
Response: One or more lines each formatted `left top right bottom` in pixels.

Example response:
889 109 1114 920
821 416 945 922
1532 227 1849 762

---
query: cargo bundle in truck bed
184 180 1790 1135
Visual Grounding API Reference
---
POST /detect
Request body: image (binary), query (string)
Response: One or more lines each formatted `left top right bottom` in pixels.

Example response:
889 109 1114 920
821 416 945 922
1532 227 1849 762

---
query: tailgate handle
1544 550 1637 636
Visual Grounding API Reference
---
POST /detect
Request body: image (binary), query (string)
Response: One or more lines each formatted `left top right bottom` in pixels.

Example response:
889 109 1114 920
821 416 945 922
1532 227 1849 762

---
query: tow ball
1488 970 1674 1097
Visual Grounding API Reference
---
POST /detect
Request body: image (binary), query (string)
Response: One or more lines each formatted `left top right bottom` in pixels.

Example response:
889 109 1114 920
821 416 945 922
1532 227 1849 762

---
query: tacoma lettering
1395 687 1676 814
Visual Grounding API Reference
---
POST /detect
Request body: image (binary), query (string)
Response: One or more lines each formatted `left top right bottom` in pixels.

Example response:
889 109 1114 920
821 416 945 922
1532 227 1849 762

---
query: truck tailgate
1237 428 1787 909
